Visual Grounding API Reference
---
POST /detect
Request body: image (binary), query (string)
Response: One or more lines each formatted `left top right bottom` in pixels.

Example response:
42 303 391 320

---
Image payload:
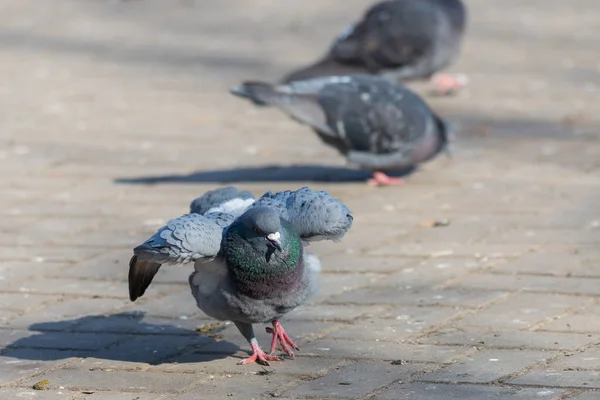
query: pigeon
231 74 452 186
129 186 353 365
281 0 467 95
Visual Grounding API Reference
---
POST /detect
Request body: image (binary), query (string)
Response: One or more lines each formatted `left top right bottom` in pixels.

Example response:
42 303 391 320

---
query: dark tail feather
280 56 369 84
128 255 162 302
230 81 277 106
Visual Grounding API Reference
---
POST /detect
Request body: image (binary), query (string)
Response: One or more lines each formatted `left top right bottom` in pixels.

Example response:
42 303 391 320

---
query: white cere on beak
267 232 280 241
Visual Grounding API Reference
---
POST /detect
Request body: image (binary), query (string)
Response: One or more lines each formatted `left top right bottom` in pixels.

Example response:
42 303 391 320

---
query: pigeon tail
230 81 275 106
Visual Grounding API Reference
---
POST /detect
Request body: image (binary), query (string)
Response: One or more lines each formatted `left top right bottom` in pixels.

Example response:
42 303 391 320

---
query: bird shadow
3 311 239 365
114 164 416 185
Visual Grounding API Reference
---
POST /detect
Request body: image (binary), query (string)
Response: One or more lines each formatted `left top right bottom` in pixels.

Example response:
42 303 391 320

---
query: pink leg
265 320 299 358
238 339 282 366
431 73 466 95
367 171 404 186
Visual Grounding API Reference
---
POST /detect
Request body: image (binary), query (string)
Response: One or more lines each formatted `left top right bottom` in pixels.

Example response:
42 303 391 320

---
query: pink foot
265 320 299 358
367 171 404 186
431 73 466 96
238 340 282 366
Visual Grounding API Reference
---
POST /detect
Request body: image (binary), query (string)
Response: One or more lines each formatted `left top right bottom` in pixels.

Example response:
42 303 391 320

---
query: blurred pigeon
129 186 353 365
282 0 467 95
231 75 452 186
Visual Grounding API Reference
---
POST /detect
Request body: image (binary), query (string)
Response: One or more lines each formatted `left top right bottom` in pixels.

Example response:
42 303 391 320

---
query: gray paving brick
377 383 565 399
289 304 386 322
454 273 600 296
6 298 130 330
541 313 600 333
0 389 75 399
568 392 600 400
0 261 66 289
171 373 295 400
302 340 468 363
285 361 424 399
155 354 345 377
328 285 508 308
6 331 124 351
419 349 557 384
489 250 590 276
421 327 598 351
328 309 460 341
550 347 600 370
24 369 198 393
0 292 54 312
318 254 421 273
510 369 600 389
91 333 212 365
0 348 82 385
457 293 588 329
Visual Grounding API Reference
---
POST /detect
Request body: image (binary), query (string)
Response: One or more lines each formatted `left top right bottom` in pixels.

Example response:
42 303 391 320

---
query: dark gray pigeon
282 0 467 95
129 186 353 365
231 75 451 186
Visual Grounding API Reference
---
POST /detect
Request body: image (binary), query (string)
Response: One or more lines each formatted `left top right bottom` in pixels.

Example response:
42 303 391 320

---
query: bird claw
238 341 282 366
367 172 404 186
431 73 468 96
266 321 299 358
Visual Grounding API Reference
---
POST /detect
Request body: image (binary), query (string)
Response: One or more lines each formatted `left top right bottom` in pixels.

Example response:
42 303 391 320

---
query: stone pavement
0 0 599 398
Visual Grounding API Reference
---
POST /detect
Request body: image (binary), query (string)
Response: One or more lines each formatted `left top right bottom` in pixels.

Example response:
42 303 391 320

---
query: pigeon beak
266 232 282 252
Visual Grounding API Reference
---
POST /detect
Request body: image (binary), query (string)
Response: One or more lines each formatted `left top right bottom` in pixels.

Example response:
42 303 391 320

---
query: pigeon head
234 206 283 253
223 207 303 281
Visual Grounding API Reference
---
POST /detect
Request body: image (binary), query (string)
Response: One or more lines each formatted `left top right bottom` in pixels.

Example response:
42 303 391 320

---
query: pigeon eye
253 227 260 233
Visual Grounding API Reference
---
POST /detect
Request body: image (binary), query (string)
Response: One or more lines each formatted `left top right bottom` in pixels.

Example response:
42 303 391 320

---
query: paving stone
55 249 134 281
72 312 205 335
541 313 600 333
488 250 589 276
309 272 386 304
6 298 130 330
377 383 565 399
288 304 386 322
89 333 212 365
171 373 294 400
328 308 460 341
302 340 468 363
0 348 83 384
6 331 124 351
0 389 75 399
510 369 600 388
457 293 588 329
550 347 600 370
285 361 425 399
328 285 508 308
0 261 66 289
24 369 198 393
419 349 557 383
454 273 600 296
155 354 345 377
0 292 54 312
319 255 422 273
569 392 600 400
421 327 598 351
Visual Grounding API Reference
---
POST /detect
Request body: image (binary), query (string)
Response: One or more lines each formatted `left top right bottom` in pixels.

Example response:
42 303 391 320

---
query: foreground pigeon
129 186 353 365
282 0 467 95
231 75 451 186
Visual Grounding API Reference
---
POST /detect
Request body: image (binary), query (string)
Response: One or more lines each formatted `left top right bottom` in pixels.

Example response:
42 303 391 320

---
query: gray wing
253 186 353 242
129 212 233 302
189 186 254 215
133 212 232 265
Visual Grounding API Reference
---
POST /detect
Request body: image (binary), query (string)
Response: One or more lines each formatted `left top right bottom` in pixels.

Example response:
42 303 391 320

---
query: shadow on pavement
4 312 238 365
114 164 415 185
